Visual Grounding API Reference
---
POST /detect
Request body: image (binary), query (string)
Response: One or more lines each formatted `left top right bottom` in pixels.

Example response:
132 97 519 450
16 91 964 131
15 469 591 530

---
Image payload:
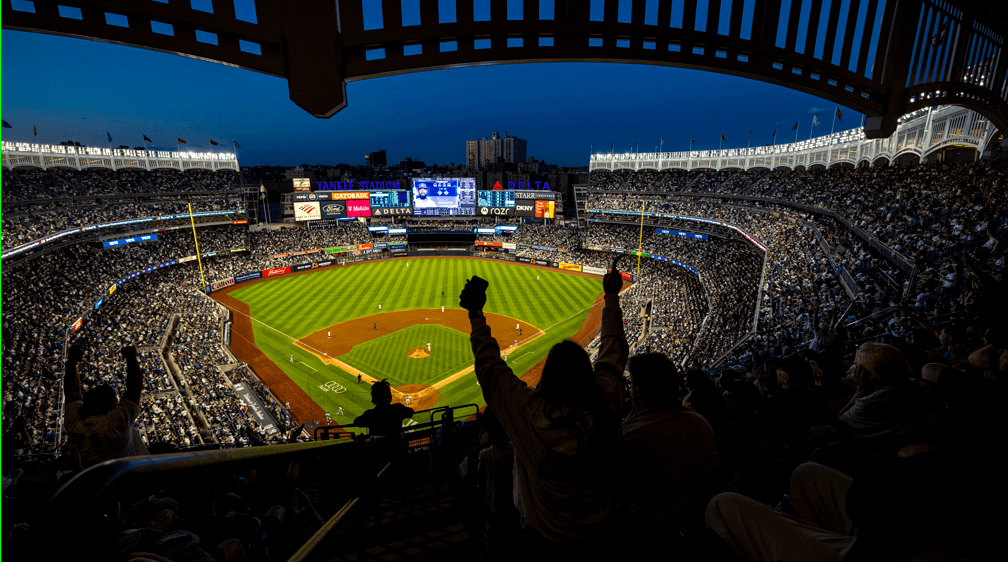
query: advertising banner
390 243 407 250
620 271 634 281
477 206 514 217
372 243 388 250
532 259 551 266
515 201 536 216
94 298 103 310
233 219 249 225
262 266 291 277
346 199 371 218
293 263 314 272
72 317 83 333
559 262 582 272
549 262 560 268
530 245 555 252
178 255 197 263
389 227 408 235
109 284 117 295
327 191 371 200
211 277 235 291
583 266 607 275
103 233 158 248
357 243 373 251
502 242 517 250
236 271 262 283
295 202 321 221
516 244 529 250
534 200 556 219
320 201 347 219
518 257 531 263
475 241 503 247
291 249 321 256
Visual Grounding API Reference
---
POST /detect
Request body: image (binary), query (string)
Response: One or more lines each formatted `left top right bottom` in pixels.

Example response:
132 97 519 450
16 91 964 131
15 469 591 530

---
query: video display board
411 178 476 216
478 190 515 208
369 190 412 217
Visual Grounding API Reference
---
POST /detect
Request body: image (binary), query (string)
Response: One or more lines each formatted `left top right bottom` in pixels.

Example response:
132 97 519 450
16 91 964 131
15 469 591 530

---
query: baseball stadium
4 1 1008 561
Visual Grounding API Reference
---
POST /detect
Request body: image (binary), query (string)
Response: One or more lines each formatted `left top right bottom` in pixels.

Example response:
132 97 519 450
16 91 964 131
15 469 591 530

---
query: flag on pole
792 121 799 130
691 137 695 144
721 134 727 143
107 131 112 143
748 130 751 142
34 123 37 137
772 128 777 137
210 139 219 146
2 120 12 129
835 106 843 122
177 137 187 144
813 115 820 126
233 140 241 148
143 134 152 142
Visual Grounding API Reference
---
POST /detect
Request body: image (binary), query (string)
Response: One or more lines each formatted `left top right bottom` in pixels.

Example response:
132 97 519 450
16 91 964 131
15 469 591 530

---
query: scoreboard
369 190 412 217
478 190 515 208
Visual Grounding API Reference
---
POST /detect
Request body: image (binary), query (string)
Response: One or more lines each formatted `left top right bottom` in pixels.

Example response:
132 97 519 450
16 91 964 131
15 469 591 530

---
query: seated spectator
839 342 941 440
808 351 856 421
352 379 414 436
460 256 627 551
621 353 725 533
757 354 822 454
63 343 149 467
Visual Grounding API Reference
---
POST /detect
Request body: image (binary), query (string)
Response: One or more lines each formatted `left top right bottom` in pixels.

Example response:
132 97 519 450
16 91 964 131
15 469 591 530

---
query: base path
296 309 543 407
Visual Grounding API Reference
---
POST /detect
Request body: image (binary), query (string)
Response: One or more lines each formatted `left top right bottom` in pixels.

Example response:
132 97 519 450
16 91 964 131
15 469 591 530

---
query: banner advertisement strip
502 242 517 250
582 266 606 275
262 266 291 277
235 271 263 283
559 262 582 272
210 277 235 291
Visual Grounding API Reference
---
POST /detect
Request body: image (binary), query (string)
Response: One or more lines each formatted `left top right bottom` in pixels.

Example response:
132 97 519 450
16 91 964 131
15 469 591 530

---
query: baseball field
217 257 609 429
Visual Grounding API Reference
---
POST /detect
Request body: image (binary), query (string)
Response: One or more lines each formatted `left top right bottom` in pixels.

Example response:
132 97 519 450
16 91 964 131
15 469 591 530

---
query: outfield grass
229 258 603 422
340 324 473 386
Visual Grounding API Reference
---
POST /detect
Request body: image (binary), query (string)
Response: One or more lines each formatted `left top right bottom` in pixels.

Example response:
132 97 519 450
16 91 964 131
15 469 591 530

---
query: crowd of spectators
1 167 238 202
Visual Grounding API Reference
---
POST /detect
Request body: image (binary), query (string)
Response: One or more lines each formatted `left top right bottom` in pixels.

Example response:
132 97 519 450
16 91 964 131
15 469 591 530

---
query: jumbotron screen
411 178 476 216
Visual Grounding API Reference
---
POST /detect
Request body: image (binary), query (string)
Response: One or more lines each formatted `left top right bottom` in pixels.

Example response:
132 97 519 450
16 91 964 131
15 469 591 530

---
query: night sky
2 28 863 168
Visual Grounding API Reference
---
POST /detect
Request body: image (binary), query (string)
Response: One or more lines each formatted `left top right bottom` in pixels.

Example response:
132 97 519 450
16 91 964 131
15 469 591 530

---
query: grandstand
4 0 1007 557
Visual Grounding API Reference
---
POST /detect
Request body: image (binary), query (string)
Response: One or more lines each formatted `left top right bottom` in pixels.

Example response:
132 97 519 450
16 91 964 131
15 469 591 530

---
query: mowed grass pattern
229 258 604 421
341 325 474 386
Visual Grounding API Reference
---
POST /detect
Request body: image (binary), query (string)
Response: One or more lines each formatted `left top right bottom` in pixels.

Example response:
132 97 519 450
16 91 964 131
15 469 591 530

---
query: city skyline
2 29 864 168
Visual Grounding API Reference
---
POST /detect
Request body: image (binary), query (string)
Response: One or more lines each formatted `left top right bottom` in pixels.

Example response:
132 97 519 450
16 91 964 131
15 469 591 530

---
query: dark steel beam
3 0 1006 138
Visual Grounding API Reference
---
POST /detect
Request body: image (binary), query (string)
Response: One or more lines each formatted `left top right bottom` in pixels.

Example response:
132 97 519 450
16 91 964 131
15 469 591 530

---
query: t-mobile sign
346 199 371 218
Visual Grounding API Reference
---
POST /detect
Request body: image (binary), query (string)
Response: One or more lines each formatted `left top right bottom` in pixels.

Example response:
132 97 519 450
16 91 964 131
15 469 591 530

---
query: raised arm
120 346 143 405
595 255 630 376
64 343 85 405
460 277 533 416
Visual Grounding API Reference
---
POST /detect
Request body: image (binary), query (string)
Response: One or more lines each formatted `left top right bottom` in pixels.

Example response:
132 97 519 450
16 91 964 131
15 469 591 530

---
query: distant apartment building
466 131 527 169
365 150 387 167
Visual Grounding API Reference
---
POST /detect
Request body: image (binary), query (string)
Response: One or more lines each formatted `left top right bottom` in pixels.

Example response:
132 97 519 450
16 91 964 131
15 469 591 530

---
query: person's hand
68 343 85 365
120 346 138 361
603 255 624 295
459 277 487 316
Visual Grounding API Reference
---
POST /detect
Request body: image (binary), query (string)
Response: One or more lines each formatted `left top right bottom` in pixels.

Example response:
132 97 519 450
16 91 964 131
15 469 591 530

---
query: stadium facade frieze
589 106 997 172
1 142 238 172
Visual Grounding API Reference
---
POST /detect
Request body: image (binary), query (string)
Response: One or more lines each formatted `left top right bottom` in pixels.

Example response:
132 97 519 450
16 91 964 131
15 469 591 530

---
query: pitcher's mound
407 347 432 359
394 383 440 411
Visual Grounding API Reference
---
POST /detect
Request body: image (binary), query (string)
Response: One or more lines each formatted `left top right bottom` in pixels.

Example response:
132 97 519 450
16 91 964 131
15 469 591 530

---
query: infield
341 324 472 385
